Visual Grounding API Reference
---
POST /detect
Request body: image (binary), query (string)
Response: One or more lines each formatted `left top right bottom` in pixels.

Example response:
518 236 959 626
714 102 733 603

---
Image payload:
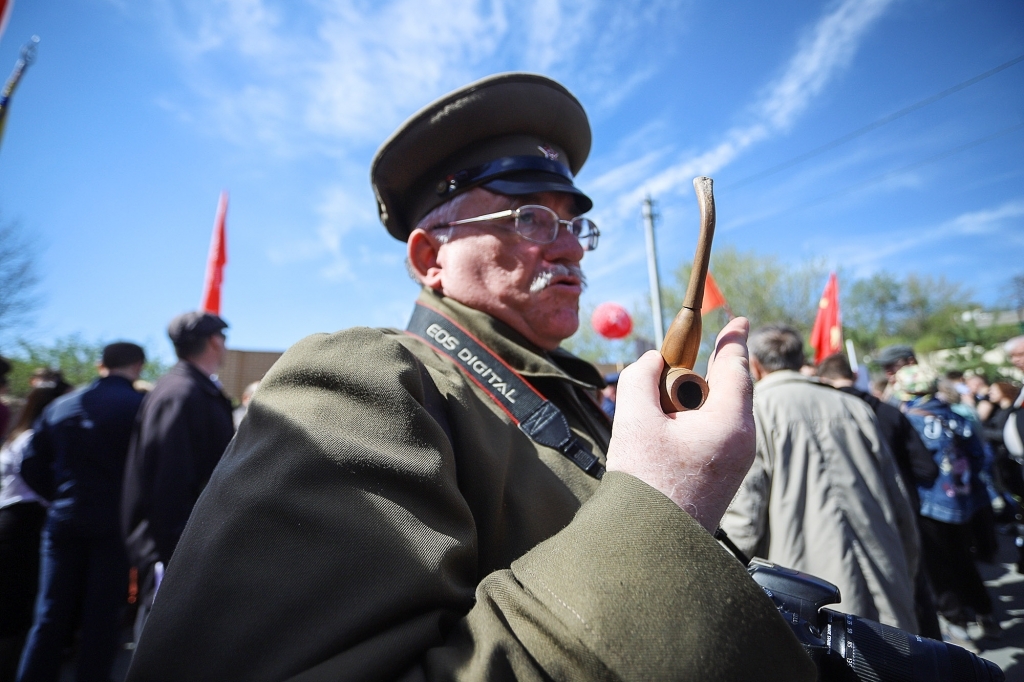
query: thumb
614 350 668 419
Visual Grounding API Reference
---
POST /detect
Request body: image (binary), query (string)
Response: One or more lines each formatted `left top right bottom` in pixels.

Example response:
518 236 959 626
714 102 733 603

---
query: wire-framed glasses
433 204 599 251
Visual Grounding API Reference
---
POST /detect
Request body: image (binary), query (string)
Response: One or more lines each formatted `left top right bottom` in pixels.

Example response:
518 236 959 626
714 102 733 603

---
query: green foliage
668 246 830 364
4 335 170 398
669 246 830 333
846 274 976 355
564 250 1019 379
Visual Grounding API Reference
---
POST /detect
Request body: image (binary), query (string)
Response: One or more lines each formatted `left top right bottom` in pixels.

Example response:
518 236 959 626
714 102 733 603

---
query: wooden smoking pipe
659 176 716 413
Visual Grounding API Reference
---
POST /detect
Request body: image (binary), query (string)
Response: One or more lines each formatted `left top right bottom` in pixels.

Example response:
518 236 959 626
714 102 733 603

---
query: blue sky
1 0 1021 361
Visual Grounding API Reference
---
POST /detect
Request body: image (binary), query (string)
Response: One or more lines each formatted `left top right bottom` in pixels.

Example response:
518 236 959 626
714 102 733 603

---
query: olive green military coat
126 289 815 682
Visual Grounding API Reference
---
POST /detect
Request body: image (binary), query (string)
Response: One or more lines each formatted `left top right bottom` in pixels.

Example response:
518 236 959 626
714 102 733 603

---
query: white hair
405 190 489 283
1005 335 1024 353
413 189 487 236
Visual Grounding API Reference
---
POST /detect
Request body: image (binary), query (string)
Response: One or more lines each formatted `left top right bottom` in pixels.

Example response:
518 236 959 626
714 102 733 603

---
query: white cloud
303 0 509 143
265 181 376 280
147 0 898 285
149 0 668 156
143 0 675 275
757 0 893 131
601 0 897 212
949 200 1024 235
835 198 1024 275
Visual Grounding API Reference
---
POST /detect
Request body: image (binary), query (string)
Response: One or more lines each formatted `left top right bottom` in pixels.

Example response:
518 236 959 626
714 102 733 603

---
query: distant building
218 350 282 403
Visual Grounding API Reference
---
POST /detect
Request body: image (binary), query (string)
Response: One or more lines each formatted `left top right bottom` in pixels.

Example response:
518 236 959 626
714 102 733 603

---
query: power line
787 122 1024 216
728 53 1024 189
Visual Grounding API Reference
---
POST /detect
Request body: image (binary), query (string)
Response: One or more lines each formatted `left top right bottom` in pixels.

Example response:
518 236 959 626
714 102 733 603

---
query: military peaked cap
371 72 593 242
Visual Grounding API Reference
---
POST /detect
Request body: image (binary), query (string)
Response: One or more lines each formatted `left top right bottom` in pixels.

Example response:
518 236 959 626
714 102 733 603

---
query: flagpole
0 35 38 152
642 195 664 348
845 339 858 370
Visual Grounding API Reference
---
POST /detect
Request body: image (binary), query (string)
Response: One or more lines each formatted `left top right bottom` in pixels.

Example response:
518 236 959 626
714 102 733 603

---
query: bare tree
0 215 41 344
1006 273 1024 324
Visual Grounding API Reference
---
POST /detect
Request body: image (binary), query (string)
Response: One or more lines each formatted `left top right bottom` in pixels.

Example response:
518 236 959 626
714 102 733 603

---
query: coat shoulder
265 326 469 399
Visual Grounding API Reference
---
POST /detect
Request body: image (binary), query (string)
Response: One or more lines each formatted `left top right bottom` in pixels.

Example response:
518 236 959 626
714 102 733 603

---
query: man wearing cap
126 75 813 681
17 343 146 682
875 344 916 404
121 312 234 641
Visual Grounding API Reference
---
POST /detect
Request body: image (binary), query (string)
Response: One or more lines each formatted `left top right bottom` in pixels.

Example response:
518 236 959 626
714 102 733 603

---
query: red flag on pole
810 272 842 364
200 191 228 315
701 271 729 315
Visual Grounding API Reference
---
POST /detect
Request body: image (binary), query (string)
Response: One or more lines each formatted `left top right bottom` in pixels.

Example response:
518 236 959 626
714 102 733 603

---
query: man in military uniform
126 74 813 681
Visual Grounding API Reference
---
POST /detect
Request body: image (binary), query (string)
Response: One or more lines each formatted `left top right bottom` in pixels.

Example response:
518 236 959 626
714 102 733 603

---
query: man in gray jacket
722 324 920 632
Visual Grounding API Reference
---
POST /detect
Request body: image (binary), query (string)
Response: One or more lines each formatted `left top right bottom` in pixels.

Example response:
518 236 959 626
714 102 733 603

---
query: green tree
667 246 829 364
565 252 1013 377
5 335 170 398
845 273 975 355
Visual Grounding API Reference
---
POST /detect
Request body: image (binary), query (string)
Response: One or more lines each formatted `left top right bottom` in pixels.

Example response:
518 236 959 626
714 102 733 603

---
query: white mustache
529 264 587 294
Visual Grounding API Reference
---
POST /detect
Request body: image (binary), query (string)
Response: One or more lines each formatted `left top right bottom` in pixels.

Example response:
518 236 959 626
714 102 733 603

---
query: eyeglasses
432 204 599 251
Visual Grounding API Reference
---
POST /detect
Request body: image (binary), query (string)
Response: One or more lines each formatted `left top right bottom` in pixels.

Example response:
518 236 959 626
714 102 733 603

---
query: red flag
701 271 729 315
0 1 14 44
200 191 228 315
810 272 842 364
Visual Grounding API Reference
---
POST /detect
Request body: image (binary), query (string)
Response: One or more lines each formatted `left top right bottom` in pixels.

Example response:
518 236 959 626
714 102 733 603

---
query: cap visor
483 178 593 214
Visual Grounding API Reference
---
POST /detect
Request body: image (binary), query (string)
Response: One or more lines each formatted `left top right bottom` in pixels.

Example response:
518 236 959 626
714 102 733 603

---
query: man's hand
606 317 755 532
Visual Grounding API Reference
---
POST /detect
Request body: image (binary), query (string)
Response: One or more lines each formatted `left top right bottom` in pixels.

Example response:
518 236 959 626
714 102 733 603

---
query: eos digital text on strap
406 303 605 480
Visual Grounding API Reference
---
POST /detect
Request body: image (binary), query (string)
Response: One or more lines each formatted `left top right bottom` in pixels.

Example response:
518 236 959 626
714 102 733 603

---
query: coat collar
96 374 137 391
171 360 225 398
754 369 819 393
415 288 603 390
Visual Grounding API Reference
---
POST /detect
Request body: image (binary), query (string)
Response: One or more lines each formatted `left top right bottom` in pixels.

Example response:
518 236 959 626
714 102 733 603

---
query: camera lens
821 609 1004 681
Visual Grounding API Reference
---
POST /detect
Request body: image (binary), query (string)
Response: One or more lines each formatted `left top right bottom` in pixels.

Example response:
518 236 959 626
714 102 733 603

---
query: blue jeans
16 521 128 682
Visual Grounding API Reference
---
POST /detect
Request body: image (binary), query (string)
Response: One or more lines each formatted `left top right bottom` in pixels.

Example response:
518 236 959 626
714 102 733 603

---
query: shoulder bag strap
406 303 604 480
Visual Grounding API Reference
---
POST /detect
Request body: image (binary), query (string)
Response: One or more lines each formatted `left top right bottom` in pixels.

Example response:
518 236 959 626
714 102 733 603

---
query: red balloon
591 302 633 339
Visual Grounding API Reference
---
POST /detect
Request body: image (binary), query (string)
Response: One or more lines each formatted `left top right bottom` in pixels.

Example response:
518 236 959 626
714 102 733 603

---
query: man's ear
407 228 444 290
749 356 765 381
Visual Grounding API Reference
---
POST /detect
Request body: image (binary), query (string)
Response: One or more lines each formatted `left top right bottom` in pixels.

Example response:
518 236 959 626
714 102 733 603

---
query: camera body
748 558 1004 681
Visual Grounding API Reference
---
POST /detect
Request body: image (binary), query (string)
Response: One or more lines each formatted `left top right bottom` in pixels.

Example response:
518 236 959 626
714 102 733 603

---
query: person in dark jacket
16 343 146 682
121 312 234 640
0 381 70 682
816 352 942 638
984 382 1023 495
895 364 1001 642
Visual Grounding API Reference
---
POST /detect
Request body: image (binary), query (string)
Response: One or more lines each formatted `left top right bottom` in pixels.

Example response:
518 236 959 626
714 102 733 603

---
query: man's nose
546 222 585 262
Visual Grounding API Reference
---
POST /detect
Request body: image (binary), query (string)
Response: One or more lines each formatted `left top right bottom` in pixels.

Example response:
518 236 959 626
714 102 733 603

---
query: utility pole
642 195 664 348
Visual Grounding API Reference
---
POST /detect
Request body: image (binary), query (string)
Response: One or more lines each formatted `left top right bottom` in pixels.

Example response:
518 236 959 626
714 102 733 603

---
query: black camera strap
406 303 605 480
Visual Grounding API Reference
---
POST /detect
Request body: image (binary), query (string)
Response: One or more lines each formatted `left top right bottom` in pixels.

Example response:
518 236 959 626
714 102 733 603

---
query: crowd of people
723 333 1024 647
0 312 238 682
0 71 1021 680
